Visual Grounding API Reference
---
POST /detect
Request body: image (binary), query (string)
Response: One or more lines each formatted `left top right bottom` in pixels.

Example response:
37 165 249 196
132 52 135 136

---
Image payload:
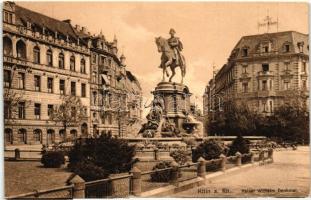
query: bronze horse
155 37 186 83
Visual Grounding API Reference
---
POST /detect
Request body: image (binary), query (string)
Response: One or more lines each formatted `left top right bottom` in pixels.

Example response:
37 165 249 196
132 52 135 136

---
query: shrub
192 139 222 162
68 133 137 174
228 135 250 156
41 151 65 168
150 161 181 182
228 135 250 163
72 161 109 182
170 149 189 165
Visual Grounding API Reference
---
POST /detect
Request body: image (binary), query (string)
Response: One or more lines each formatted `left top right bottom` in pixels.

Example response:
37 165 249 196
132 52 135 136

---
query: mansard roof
15 5 78 40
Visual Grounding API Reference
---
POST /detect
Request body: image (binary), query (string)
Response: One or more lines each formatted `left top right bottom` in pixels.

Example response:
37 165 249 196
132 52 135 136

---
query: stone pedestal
153 82 191 134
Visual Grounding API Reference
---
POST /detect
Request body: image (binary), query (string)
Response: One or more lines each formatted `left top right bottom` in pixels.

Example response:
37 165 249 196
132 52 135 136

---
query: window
262 64 269 72
4 101 11 119
81 83 86 97
80 59 86 73
71 107 76 117
47 129 55 144
18 102 25 119
47 77 53 93
269 80 273 90
34 75 41 91
284 81 290 90
4 70 11 88
46 49 53 66
70 55 75 71
99 56 105 65
262 80 267 91
59 130 66 142
33 46 40 64
59 79 65 95
302 80 307 89
302 62 307 73
5 128 13 144
48 104 54 117
269 100 273 112
33 129 42 143
71 81 76 96
59 53 64 69
263 46 269 53
285 44 290 52
92 54 97 64
242 65 247 73
70 130 77 140
92 91 97 105
34 103 41 119
284 62 290 71
3 36 12 56
17 72 25 89
242 83 248 93
4 12 13 23
242 48 248 57
92 72 97 83
16 40 26 59
18 129 27 144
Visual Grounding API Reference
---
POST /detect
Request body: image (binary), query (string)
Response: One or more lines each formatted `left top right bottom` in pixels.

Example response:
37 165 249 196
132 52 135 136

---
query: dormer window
262 63 269 72
285 44 290 52
3 11 13 24
242 48 248 57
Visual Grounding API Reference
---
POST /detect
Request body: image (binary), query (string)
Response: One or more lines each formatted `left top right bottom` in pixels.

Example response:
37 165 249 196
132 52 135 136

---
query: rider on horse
168 28 183 66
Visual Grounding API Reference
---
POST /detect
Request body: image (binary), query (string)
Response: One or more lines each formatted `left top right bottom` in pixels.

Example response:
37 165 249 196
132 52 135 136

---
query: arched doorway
81 123 88 137
5 128 13 144
18 129 27 144
47 129 55 145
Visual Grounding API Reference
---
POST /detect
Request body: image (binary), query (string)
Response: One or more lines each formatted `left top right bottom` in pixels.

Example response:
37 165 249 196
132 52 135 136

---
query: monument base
138 81 203 138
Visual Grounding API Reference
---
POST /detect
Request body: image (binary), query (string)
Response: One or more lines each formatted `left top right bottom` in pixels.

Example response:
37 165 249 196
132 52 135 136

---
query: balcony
256 90 276 97
257 71 274 77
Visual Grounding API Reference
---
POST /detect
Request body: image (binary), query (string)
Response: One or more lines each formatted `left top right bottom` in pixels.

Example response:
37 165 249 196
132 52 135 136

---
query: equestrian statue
155 28 186 83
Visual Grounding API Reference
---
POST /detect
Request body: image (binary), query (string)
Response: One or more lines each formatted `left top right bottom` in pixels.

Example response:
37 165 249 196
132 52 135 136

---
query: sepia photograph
2 1 310 198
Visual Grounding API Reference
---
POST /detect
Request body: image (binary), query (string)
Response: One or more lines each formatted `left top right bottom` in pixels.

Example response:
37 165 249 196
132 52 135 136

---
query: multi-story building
3 2 142 145
204 31 309 117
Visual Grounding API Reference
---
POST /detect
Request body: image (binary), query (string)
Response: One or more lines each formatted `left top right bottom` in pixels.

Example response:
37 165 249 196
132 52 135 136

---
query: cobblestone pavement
173 146 310 198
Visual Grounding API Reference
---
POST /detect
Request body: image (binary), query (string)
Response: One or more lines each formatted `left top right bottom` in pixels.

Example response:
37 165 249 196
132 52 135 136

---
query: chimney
63 19 71 24
81 27 87 33
75 24 80 31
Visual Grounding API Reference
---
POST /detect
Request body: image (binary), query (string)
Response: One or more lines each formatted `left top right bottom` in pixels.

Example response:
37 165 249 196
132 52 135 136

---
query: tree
68 133 137 174
50 95 87 139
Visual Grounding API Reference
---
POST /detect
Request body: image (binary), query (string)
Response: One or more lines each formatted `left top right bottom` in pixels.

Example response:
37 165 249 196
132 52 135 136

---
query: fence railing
6 149 273 199
7 185 74 199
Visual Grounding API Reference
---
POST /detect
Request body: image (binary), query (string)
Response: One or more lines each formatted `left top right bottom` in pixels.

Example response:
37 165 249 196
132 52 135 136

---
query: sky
17 2 309 114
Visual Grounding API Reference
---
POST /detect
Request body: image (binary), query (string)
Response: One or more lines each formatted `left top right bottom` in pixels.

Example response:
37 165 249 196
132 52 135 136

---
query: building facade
3 2 142 145
204 31 309 118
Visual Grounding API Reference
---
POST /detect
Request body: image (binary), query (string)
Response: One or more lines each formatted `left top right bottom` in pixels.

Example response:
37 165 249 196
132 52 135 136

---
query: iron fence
140 168 172 192
7 185 73 199
85 174 132 198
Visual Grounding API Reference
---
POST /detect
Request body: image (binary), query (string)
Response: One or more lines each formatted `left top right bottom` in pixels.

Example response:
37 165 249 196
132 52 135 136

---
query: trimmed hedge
150 161 181 182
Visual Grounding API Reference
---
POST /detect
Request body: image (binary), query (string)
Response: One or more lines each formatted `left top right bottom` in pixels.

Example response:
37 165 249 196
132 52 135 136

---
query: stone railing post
170 161 179 186
154 147 159 161
268 148 274 163
250 152 255 164
130 167 142 197
219 154 227 171
15 148 21 160
69 175 85 198
235 152 242 167
259 150 265 162
197 157 206 178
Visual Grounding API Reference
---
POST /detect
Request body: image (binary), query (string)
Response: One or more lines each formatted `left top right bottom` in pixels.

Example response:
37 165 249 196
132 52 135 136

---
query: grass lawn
5 161 72 197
